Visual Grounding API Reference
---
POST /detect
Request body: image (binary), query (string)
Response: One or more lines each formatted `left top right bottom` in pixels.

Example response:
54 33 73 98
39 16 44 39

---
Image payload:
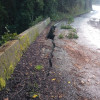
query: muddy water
72 5 100 51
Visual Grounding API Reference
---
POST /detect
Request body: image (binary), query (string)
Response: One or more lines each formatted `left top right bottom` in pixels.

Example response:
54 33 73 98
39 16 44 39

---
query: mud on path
52 28 100 100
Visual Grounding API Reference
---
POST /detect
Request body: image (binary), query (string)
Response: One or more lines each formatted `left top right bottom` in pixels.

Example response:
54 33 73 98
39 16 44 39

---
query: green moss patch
35 65 44 70
0 77 6 90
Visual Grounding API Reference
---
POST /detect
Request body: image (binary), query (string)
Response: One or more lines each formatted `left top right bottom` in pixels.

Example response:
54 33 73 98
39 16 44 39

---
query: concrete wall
0 18 50 89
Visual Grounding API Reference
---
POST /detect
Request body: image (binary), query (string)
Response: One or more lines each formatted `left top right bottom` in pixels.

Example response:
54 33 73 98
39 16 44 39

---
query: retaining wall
0 18 50 86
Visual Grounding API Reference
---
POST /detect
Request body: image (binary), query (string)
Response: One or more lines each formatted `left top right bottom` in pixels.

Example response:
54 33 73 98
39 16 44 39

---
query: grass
58 34 64 39
68 16 74 24
61 23 78 39
35 65 44 70
67 33 79 39
30 16 43 26
72 28 77 33
0 33 17 46
61 25 73 29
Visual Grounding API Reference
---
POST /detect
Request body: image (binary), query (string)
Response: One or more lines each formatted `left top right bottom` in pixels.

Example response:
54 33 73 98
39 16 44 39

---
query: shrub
72 28 77 33
67 33 78 39
0 33 17 46
30 16 43 26
68 16 74 24
51 13 61 21
73 34 79 39
61 25 73 29
58 34 64 39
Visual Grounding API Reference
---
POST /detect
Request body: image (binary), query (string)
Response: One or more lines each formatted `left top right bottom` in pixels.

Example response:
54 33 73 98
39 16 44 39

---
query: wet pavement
52 28 100 99
52 4 100 100
57 5 100 51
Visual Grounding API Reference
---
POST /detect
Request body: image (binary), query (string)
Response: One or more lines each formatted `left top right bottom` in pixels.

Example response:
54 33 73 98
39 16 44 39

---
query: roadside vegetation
58 34 64 39
60 17 79 39
61 25 73 29
61 16 74 29
0 0 92 46
0 27 17 46
67 33 79 39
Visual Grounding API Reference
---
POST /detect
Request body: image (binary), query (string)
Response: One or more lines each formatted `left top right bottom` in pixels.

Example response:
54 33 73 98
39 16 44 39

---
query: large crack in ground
0 24 63 100
47 25 56 68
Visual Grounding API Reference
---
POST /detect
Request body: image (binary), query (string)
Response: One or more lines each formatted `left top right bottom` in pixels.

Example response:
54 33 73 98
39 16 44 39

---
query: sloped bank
0 18 50 90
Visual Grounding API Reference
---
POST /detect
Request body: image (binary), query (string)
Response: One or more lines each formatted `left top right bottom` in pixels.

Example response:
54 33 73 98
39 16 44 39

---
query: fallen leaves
52 78 56 81
58 94 63 98
74 64 81 69
32 94 38 99
68 81 71 84
29 63 32 67
51 94 63 99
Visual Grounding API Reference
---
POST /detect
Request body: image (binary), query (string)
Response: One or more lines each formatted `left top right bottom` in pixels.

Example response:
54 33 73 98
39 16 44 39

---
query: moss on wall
0 18 50 90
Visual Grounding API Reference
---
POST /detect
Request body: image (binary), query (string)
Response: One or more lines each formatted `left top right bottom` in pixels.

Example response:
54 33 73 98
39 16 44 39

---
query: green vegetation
0 77 6 90
0 25 17 46
29 86 39 98
66 26 78 39
30 91 39 99
68 17 74 25
67 33 79 39
0 0 92 46
72 28 77 33
0 33 17 46
28 82 39 99
58 34 64 39
30 16 43 26
0 0 92 37
35 65 44 70
61 25 73 29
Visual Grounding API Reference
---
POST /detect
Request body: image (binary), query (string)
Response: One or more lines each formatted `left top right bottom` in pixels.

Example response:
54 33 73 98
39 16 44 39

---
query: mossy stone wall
0 18 50 90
